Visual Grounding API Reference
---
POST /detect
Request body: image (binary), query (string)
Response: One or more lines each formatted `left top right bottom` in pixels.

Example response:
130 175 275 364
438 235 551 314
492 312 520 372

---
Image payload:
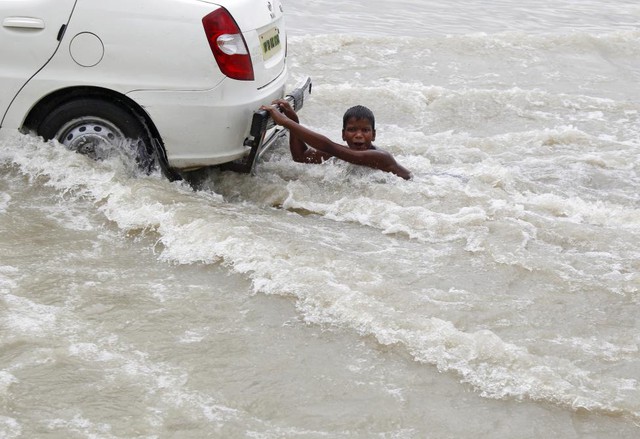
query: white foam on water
0 416 22 439
2 110 639 419
46 415 118 439
2 293 61 338
0 193 10 214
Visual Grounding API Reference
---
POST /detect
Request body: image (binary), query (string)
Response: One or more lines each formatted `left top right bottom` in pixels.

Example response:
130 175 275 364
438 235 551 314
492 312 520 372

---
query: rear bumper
227 76 312 174
127 68 290 170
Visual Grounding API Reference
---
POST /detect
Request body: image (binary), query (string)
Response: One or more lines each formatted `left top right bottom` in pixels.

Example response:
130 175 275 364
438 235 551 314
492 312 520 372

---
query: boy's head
342 105 375 131
342 105 376 151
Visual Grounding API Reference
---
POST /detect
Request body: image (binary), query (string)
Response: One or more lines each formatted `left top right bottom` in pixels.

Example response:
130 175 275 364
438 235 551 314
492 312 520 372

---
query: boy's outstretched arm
270 100 331 164
261 103 412 180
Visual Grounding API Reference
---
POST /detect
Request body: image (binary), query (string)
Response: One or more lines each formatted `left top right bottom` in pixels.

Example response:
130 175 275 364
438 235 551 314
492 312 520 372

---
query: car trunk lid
203 0 286 88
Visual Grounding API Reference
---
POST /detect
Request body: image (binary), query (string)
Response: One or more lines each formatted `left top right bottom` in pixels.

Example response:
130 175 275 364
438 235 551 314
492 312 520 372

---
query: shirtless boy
261 100 411 180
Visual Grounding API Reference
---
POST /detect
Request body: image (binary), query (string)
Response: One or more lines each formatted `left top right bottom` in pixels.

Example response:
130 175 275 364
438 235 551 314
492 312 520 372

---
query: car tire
37 97 157 173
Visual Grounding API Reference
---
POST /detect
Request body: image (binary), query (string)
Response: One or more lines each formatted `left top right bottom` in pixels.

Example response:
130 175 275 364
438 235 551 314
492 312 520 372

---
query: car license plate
259 27 281 61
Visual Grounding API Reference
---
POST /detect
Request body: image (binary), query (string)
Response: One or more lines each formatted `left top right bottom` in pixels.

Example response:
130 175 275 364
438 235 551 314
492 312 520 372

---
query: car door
0 0 77 126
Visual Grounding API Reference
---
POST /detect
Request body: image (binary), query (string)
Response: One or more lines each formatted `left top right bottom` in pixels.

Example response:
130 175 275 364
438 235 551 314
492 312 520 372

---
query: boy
261 100 411 180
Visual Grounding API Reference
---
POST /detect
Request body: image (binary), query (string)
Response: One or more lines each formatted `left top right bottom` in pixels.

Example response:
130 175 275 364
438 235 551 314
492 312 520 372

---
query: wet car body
0 0 303 177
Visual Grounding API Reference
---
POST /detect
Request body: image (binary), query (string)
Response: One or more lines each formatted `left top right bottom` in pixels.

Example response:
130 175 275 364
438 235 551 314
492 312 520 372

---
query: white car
0 0 310 179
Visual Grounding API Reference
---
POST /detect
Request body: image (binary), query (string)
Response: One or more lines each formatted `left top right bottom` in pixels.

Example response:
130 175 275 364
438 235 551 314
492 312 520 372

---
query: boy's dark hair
343 105 375 131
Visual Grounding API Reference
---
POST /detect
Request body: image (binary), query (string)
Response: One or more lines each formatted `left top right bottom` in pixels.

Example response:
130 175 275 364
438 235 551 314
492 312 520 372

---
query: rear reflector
202 8 254 81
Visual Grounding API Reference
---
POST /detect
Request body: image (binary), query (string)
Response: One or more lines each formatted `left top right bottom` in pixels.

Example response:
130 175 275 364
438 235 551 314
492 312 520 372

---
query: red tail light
202 8 254 81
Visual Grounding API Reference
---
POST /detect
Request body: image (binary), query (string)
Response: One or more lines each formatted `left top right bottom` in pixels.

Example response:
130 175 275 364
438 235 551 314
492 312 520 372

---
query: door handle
2 17 46 29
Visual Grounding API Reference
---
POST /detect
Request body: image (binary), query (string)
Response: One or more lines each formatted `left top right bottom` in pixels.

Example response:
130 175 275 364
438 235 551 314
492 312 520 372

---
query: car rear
127 0 290 169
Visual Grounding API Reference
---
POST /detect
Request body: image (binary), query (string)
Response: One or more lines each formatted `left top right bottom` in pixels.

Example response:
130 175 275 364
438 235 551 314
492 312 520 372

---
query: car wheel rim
55 116 127 160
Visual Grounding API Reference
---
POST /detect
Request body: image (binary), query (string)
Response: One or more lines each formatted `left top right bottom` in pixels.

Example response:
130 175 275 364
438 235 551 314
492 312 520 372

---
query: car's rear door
0 0 77 126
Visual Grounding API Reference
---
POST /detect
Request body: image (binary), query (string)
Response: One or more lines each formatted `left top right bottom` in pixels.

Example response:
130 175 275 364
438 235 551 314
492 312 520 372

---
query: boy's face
342 117 376 151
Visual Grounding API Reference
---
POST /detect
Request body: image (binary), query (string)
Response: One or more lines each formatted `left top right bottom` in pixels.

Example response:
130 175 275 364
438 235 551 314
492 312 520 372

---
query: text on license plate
259 27 281 61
